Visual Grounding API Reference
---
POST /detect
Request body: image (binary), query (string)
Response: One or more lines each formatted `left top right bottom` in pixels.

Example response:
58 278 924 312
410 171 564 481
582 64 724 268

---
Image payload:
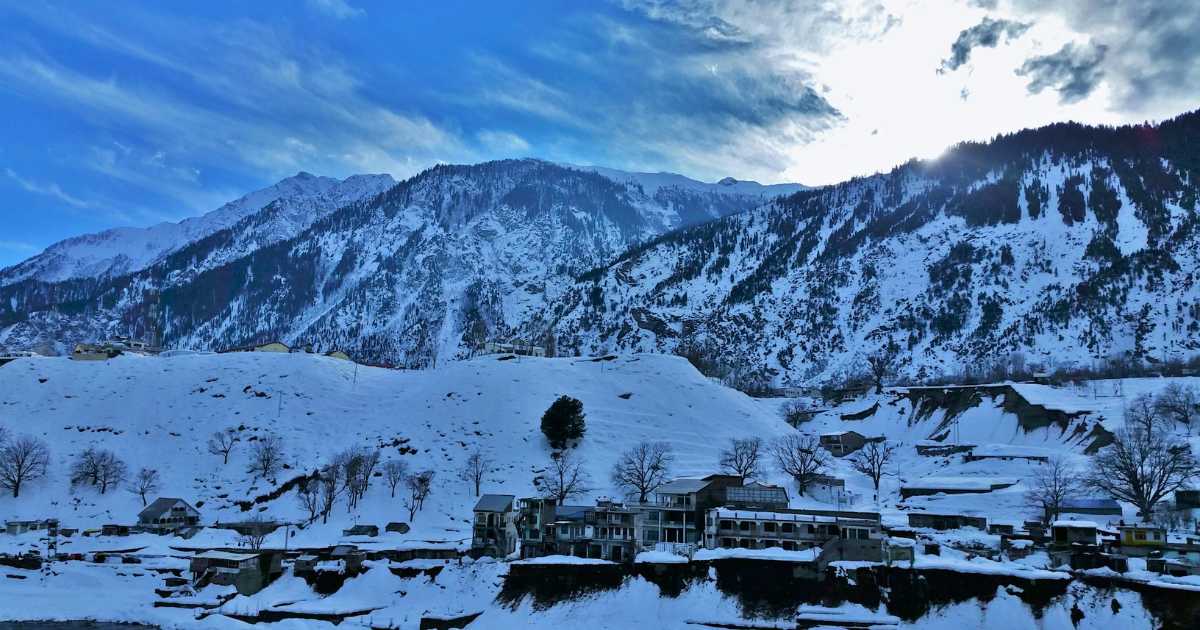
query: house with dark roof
137 498 200 534
472 494 518 557
642 474 743 546
1060 497 1123 518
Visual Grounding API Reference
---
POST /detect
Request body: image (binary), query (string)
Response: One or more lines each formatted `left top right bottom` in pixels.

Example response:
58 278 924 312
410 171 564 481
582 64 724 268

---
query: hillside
548 111 1200 385
3 350 1190 542
0 352 793 542
0 160 797 363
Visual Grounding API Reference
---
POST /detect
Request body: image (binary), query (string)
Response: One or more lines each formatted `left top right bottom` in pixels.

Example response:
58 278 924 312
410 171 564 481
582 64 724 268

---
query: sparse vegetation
461 449 491 497
206 428 239 465
540 450 590 502
611 441 673 503
771 434 830 496
247 433 285 483
0 435 49 498
1026 456 1082 524
128 467 161 506
718 437 764 480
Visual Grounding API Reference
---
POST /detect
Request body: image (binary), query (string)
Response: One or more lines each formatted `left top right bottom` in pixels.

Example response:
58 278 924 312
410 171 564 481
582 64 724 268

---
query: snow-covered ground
0 352 1196 628
0 352 793 546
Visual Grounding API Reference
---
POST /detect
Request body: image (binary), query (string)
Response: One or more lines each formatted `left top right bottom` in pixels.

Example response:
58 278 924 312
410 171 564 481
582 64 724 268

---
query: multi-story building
515 497 640 562
471 494 518 557
640 474 744 546
704 507 883 551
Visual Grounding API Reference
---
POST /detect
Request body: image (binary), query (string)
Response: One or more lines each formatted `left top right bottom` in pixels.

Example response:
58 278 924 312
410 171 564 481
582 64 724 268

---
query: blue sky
2 0 1198 267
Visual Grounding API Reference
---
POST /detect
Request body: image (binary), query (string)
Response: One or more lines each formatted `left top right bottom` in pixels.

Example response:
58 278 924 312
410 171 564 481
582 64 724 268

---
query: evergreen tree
541 395 586 449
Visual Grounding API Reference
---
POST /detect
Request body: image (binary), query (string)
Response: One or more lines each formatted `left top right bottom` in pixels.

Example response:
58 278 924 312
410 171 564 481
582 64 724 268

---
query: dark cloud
939 17 1031 73
1010 0 1200 114
968 0 999 8
1017 40 1107 104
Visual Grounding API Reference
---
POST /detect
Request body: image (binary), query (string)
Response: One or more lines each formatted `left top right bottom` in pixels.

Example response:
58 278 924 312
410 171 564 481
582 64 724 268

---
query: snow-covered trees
611 441 673 503
540 450 590 503
404 470 436 520
247 434 285 483
206 429 239 464
849 440 897 497
1026 457 1082 524
0 435 49 498
1088 422 1197 517
541 395 586 449
128 467 161 506
70 447 127 494
718 437 764 480
460 449 491 497
771 434 830 496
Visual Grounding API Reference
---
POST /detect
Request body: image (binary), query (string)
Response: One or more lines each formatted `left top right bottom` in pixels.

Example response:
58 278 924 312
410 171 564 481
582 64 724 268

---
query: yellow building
1120 525 1166 547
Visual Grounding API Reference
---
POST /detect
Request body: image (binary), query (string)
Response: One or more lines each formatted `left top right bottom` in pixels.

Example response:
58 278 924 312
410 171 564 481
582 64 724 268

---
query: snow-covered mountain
0 159 800 362
543 112 1200 385
0 172 396 286
4 112 1200 384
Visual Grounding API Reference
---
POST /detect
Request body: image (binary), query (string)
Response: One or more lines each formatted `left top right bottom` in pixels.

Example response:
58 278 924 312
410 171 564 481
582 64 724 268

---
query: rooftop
473 494 516 513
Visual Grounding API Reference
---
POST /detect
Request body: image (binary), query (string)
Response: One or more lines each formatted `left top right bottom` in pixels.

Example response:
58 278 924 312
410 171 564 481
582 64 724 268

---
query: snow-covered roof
970 444 1053 457
903 476 1017 490
138 497 195 521
715 508 836 523
1052 520 1098 529
193 550 258 562
693 546 822 563
473 494 515 512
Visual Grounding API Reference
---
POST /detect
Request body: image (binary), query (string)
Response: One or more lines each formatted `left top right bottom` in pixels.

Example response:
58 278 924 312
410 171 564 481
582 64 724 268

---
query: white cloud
477 130 532 155
306 0 365 20
3 168 90 208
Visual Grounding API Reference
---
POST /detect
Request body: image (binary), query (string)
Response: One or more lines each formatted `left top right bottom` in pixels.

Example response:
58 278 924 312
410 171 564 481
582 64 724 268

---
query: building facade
472 494 518 557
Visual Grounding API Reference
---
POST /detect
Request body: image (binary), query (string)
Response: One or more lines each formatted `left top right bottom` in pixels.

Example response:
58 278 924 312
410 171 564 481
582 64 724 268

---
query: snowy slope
0 352 793 540
0 172 395 286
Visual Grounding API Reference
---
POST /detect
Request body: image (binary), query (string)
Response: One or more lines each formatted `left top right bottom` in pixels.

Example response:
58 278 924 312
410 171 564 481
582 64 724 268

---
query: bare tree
849 440 898 498
1026 457 1082 525
611 441 673 503
772 434 831 496
0 435 50 498
1125 394 1157 433
128 467 161 506
1088 424 1197 517
206 429 239 465
341 447 381 511
296 476 322 523
71 448 126 494
384 459 408 498
318 461 344 524
247 434 285 483
719 437 764 480
238 514 272 550
1155 383 1199 435
541 450 590 503
403 470 436 520
461 449 491 497
866 346 897 394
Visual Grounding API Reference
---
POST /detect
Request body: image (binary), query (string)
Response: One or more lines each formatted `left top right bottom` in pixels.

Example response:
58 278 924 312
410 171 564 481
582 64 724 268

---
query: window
738 521 751 531
719 520 734 529
781 523 794 533
1135 531 1146 541
763 522 776 533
